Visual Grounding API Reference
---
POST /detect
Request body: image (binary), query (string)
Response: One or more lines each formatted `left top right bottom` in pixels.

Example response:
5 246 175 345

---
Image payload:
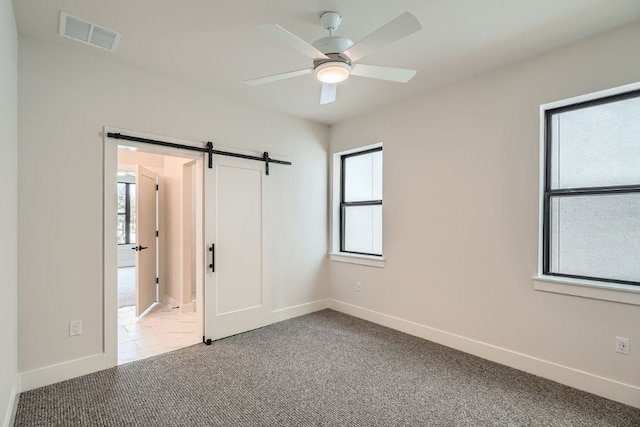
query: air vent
59 12 121 52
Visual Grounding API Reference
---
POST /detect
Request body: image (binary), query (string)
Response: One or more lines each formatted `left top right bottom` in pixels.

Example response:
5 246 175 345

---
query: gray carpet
14 310 640 426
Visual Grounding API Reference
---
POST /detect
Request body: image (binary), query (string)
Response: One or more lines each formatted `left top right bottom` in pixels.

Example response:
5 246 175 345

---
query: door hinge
156 277 159 284
156 184 159 191
156 230 159 237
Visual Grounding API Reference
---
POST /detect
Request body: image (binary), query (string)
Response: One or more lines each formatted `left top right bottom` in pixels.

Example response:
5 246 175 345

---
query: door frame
103 126 204 367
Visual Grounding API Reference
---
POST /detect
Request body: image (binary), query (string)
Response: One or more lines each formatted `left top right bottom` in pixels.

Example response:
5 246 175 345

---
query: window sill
533 276 640 306
330 253 385 268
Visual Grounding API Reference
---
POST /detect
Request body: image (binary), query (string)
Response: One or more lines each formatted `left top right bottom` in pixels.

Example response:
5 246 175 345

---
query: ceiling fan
244 11 422 104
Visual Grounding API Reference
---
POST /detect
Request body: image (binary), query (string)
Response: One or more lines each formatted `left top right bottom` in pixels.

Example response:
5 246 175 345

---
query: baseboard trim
180 302 195 313
18 299 638 408
271 299 330 323
160 294 180 309
18 299 329 393
328 299 640 409
2 374 20 427
19 354 106 392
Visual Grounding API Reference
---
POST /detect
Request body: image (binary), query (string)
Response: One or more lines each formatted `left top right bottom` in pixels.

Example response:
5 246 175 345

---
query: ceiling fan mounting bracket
319 11 342 32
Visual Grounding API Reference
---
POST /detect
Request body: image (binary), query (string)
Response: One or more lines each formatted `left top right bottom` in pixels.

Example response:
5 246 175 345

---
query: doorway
116 146 202 364
104 128 274 367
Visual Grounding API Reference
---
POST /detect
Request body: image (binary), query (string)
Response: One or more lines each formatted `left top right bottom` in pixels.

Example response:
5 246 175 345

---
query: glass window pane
129 183 136 217
550 95 640 189
344 205 382 255
344 151 382 202
129 183 136 244
117 215 126 244
117 183 126 213
549 193 640 282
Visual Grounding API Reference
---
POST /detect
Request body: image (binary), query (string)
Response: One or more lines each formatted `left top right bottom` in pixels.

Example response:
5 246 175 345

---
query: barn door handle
131 245 148 251
209 244 215 272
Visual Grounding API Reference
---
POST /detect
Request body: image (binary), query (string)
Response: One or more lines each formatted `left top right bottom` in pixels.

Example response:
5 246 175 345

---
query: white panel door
203 155 270 341
135 165 157 316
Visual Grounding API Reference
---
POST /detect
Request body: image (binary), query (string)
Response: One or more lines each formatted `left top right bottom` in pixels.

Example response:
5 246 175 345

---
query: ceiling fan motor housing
312 36 354 55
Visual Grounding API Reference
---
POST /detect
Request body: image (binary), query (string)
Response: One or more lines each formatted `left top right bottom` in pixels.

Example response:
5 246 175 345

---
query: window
117 181 136 244
541 87 640 287
339 146 383 256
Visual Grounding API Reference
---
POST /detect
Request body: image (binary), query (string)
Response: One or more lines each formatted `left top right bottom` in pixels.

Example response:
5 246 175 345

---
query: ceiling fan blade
258 24 329 60
343 12 422 62
244 68 313 86
351 64 417 83
320 83 337 104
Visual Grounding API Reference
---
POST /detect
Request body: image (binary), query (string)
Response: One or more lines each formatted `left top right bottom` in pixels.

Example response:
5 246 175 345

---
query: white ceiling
13 0 640 125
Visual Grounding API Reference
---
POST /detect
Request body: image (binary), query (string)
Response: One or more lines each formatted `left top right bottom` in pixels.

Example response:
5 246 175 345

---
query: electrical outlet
356 281 362 292
69 320 82 336
615 336 629 355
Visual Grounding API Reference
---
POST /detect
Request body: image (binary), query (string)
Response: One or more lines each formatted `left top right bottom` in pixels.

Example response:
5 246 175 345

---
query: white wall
329 23 640 407
182 160 197 306
18 36 329 378
0 1 19 425
163 155 192 305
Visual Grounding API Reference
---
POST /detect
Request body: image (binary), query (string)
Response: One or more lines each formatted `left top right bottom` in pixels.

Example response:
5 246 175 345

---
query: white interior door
135 165 158 316
203 155 270 341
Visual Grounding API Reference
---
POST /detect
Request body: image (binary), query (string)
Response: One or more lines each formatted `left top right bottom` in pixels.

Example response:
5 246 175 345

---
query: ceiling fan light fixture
315 61 351 83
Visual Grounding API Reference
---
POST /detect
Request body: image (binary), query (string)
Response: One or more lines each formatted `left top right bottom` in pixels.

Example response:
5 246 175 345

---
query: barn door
203 155 270 341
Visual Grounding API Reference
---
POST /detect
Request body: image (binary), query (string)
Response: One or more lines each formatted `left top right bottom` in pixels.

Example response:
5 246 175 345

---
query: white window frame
330 143 385 268
534 82 640 306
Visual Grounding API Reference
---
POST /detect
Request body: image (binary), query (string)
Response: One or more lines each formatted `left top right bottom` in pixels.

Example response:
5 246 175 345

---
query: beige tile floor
118 303 201 365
